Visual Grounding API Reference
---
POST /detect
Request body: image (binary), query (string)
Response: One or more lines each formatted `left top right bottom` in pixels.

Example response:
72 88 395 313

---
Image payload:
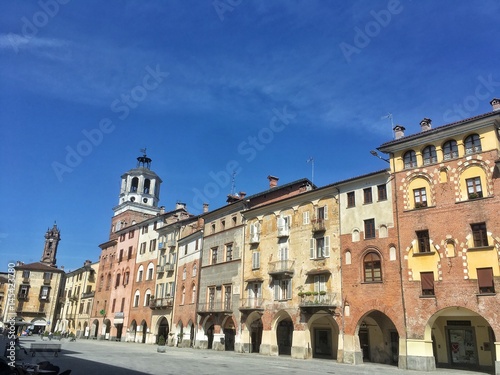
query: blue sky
1 1 499 271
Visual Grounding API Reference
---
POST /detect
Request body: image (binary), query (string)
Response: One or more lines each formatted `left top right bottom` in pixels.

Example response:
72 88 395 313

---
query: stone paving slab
0 336 491 375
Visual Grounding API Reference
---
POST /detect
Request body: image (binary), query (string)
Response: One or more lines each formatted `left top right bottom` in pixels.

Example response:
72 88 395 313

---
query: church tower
110 150 163 238
41 223 60 266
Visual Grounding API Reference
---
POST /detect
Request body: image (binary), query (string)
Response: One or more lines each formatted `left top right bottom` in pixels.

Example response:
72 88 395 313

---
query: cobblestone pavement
1 336 492 375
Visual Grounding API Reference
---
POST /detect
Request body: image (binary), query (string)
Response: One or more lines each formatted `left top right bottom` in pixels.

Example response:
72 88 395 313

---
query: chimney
159 206 165 215
420 118 432 132
393 125 406 140
83 260 92 267
490 98 500 111
239 192 246 199
268 175 279 188
203 203 209 213
175 202 186 210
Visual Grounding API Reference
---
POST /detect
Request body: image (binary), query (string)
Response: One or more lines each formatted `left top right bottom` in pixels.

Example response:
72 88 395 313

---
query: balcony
39 296 50 303
149 297 173 309
299 292 338 313
156 264 165 273
81 291 95 299
69 295 78 302
312 218 326 232
239 298 264 312
164 263 175 272
167 240 176 248
268 260 295 276
17 294 29 301
197 300 233 314
249 233 260 244
43 278 51 285
277 225 289 237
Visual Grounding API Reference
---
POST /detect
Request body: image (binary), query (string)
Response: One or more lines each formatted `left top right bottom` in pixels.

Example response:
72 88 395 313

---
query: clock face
143 198 148 203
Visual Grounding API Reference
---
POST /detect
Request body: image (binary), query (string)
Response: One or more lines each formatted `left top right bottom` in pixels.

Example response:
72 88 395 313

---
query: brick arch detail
400 170 435 210
454 156 494 200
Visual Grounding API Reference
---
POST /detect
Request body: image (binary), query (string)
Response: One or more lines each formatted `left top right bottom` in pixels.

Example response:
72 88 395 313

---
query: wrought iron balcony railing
268 260 295 276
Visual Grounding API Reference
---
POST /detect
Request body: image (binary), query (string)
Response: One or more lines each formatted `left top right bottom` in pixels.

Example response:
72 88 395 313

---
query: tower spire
41 223 60 266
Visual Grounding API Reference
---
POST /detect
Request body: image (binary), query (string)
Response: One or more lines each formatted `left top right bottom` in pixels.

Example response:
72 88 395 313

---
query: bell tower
41 223 60 266
110 150 163 237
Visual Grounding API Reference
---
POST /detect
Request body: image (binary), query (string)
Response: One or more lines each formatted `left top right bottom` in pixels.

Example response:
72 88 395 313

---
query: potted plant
298 291 305 298
319 290 327 296
157 335 166 353
304 291 312 296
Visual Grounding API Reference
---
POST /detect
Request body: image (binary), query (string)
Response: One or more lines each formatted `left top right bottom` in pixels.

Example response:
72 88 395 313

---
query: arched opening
223 317 236 351
141 321 147 344
129 320 137 342
144 178 151 194
103 319 111 340
276 318 294 355
308 311 339 359
131 177 139 192
426 307 495 372
91 320 99 339
206 324 214 350
157 317 169 344
358 311 399 365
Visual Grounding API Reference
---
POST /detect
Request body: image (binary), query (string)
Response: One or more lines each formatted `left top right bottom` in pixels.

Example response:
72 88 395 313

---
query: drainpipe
391 154 408 369
334 186 344 362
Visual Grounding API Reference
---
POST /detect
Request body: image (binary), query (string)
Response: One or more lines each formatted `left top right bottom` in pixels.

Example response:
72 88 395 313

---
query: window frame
420 272 435 296
477 267 495 294
363 252 382 282
464 134 482 155
377 184 387 201
416 230 431 253
442 140 458 160
471 222 488 247
413 187 428 208
347 192 355 208
363 187 373 204
364 219 376 239
422 145 437 165
403 150 417 169
466 177 483 199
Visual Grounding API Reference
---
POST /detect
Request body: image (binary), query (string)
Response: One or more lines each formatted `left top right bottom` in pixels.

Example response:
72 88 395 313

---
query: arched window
137 265 144 282
182 268 187 280
181 286 186 305
403 150 417 169
192 264 197 277
363 252 382 282
191 284 196 303
352 229 360 242
147 263 154 280
144 179 151 194
131 177 139 192
144 290 152 307
422 145 437 165
115 273 121 288
99 275 104 292
345 250 352 265
106 274 112 290
133 290 140 307
442 140 458 160
464 134 482 154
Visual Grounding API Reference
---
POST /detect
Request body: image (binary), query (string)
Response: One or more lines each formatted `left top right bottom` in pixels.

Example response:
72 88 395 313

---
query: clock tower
110 150 163 238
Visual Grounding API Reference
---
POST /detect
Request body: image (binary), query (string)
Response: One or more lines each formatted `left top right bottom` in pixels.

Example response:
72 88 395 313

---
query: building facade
377 100 500 373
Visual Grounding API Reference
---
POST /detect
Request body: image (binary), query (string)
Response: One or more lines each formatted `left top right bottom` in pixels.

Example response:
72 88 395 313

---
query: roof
14 262 65 273
378 110 500 150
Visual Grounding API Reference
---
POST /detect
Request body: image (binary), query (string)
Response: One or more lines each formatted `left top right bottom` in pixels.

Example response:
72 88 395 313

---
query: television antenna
307 157 314 184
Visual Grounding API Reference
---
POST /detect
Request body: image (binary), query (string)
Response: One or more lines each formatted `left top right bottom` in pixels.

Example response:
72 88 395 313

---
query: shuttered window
477 268 495 294
420 272 434 296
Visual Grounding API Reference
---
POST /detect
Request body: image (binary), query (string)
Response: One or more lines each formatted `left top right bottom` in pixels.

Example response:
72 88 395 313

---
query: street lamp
370 150 390 163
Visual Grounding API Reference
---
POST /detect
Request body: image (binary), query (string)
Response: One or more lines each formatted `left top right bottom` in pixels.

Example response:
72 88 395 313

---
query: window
377 184 387 201
191 284 196 304
144 179 151 194
149 239 156 252
420 272 435 296
128 230 134 239
416 230 431 253
137 269 143 282
208 287 215 309
252 251 260 269
314 275 326 295
303 211 310 225
363 252 382 282
310 236 330 259
181 287 186 305
131 177 138 192
347 192 355 208
413 188 427 208
133 291 140 307
123 271 130 286
232 217 237 226
182 268 187 280
466 177 483 199
128 246 133 259
119 234 125 242
465 134 482 154
39 286 50 300
99 275 104 292
363 187 373 204
43 272 52 283
192 264 197 277
18 285 29 298
221 220 225 230
364 219 375 239
111 299 116 313
422 145 437 165
211 223 216 233
106 274 112 290
471 223 488 247
317 206 327 220
226 243 233 261
443 140 458 160
477 268 495 294
139 242 146 254
403 150 417 169
274 279 292 301
224 285 232 310
211 247 218 265
115 273 121 288
118 249 123 263
142 225 149 234
22 270 30 279
147 265 154 280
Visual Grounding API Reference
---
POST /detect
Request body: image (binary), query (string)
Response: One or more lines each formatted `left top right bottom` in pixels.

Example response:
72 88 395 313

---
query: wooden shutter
310 238 315 259
324 236 330 257
323 205 328 220
274 280 280 300
477 268 494 288
286 279 292 299
420 272 434 291
303 211 309 225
